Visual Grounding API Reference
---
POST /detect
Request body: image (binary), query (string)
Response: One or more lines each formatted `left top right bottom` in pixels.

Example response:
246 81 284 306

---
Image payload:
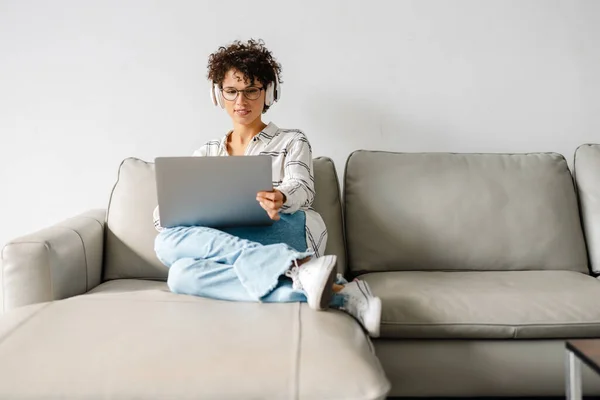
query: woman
153 39 381 337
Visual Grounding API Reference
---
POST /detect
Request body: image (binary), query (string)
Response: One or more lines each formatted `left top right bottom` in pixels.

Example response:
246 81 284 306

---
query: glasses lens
244 87 262 100
221 88 238 101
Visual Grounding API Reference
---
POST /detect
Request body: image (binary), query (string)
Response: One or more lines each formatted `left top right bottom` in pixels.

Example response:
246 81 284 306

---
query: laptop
154 156 274 228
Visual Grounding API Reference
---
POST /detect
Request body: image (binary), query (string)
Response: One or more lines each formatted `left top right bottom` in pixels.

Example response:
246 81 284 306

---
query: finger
256 193 273 202
257 191 278 198
259 201 280 214
263 192 278 201
269 210 280 221
272 192 281 201
264 201 280 211
258 201 270 212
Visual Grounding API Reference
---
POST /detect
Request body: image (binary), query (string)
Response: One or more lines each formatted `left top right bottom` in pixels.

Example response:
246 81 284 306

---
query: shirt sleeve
153 143 211 232
153 205 163 232
192 143 210 157
276 132 315 214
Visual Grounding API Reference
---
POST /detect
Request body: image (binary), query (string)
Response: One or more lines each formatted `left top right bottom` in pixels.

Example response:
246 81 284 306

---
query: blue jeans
155 225 345 307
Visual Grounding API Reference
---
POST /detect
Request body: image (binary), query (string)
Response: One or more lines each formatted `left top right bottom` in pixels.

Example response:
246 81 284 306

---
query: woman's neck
230 119 267 145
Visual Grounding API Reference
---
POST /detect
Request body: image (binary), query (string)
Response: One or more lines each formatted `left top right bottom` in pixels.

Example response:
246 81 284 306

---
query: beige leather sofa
0 157 389 400
349 145 600 397
1 144 600 398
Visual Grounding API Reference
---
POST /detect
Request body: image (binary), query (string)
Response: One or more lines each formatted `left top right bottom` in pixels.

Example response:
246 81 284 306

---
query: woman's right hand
256 190 285 221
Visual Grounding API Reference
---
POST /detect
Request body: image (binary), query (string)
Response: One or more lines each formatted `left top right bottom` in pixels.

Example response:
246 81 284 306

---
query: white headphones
211 71 281 109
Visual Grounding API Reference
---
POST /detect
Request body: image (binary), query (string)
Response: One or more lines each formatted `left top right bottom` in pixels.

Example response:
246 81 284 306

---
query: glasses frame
220 86 265 101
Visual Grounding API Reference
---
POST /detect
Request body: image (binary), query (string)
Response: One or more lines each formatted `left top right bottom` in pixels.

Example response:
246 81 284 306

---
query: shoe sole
366 296 382 338
314 256 337 311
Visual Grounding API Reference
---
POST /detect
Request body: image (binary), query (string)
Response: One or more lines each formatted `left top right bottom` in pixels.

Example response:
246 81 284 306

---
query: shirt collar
256 122 279 143
218 122 279 150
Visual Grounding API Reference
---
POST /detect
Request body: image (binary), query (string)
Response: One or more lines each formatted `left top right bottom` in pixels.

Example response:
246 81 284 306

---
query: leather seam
51 226 89 295
76 214 106 290
75 297 225 304
1 244 5 314
105 158 137 226
77 215 105 227
104 158 147 282
0 303 52 347
78 215 106 237
45 241 53 300
380 321 600 327
574 144 598 275
103 277 166 282
74 226 89 292
343 151 358 276
328 157 347 277
292 303 301 400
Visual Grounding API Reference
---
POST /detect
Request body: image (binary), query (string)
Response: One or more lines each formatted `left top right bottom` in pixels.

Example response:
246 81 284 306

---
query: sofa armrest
1 209 106 313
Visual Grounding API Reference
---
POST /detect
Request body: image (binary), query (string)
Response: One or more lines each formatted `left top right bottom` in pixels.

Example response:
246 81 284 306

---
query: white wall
1 0 599 248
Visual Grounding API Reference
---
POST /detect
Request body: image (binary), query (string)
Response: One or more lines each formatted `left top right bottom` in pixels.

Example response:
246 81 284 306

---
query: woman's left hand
256 189 286 221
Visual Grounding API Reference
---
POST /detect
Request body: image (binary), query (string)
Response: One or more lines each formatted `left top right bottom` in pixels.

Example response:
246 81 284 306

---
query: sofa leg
566 349 582 400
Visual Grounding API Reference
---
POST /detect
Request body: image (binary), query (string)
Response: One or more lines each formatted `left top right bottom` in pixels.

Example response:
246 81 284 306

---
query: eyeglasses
221 86 264 101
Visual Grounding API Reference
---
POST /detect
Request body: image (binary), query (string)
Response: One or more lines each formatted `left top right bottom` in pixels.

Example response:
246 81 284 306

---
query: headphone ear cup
213 84 224 108
274 79 281 103
265 82 275 107
210 84 218 106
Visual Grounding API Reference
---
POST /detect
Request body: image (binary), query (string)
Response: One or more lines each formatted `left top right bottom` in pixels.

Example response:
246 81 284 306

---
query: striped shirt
153 122 328 256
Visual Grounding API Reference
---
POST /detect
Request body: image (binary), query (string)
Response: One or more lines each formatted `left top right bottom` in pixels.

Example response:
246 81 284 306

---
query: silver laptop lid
155 156 274 228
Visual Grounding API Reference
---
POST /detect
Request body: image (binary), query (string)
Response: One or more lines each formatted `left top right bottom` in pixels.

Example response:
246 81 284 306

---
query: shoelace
355 280 372 306
284 260 303 290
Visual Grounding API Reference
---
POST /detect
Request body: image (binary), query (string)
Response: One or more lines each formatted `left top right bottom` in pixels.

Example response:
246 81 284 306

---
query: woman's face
220 69 266 126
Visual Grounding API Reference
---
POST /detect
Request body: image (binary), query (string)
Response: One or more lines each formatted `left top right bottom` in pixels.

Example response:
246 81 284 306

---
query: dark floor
387 398 600 400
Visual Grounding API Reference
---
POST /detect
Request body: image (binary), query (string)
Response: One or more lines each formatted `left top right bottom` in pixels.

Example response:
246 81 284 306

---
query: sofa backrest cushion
103 157 346 281
344 150 588 274
575 144 600 274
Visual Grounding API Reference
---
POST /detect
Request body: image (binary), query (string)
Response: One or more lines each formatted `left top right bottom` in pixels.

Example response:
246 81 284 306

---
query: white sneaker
338 279 382 338
285 255 337 311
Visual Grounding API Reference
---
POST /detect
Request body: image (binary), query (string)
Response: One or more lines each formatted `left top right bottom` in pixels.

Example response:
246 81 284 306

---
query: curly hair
207 39 282 112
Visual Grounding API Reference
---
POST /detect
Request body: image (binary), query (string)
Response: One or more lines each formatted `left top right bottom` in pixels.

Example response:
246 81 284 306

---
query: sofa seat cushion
0 280 389 400
361 270 600 339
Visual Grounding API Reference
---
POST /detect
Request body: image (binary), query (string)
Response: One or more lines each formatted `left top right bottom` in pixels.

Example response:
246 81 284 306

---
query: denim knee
167 260 186 293
154 231 170 265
